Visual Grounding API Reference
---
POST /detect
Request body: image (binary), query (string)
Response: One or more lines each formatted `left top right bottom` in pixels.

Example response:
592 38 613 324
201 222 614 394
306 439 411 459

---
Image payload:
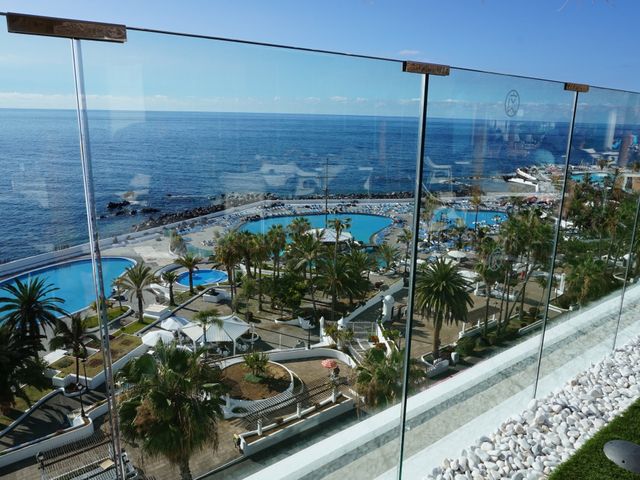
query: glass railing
1 12 640 480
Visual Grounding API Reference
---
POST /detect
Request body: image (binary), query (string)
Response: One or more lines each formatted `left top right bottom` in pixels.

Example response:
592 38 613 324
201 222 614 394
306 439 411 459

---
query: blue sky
0 0 639 119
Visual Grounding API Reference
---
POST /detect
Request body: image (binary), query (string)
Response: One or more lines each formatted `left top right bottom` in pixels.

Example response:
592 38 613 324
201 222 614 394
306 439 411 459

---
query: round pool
240 213 393 243
177 269 228 287
433 208 507 228
0 257 135 315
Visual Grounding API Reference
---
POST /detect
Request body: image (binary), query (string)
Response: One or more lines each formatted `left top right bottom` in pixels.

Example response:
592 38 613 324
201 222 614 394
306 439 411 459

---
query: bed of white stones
425 336 640 480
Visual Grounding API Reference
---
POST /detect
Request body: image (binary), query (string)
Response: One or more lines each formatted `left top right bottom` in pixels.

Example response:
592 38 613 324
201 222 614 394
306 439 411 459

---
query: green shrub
456 336 476 358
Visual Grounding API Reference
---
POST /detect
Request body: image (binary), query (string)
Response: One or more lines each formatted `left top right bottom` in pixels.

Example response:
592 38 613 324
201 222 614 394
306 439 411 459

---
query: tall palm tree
0 325 49 414
49 314 99 388
415 259 473 359
398 228 413 280
215 231 240 300
470 188 483 237
290 230 323 320
112 277 126 309
317 256 357 319
192 308 223 345
252 233 270 311
175 253 203 295
0 277 67 353
377 243 399 271
119 262 156 323
355 347 424 408
118 344 226 480
287 217 312 242
161 271 179 306
266 224 287 279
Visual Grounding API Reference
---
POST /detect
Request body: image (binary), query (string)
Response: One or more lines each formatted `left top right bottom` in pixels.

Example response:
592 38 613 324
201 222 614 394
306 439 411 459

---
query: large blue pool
433 208 507 228
240 213 393 243
570 172 608 185
177 269 228 287
0 257 135 315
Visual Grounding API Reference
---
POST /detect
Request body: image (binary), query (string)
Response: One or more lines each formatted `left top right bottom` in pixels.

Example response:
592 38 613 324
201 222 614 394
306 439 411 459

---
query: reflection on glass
78 30 422 479
399 69 574 477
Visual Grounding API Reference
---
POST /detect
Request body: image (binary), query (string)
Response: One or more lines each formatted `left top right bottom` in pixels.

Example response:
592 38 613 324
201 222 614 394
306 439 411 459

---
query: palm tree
112 277 126 309
0 325 49 414
252 233 270 311
317 256 358 319
470 188 483 237
377 243 399 271
287 216 312 242
215 231 240 300
193 308 223 345
0 277 67 352
566 256 611 306
415 259 473 359
398 228 413 281
161 271 179 306
49 314 98 388
175 252 203 295
290 230 323 320
355 347 424 408
118 344 226 480
266 225 287 279
119 262 156 323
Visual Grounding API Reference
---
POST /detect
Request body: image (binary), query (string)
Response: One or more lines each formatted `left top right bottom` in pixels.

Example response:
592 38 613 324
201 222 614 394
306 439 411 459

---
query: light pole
80 357 87 418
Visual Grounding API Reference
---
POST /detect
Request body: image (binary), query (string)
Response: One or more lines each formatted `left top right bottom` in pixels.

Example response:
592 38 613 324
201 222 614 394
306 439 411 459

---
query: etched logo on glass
505 89 520 117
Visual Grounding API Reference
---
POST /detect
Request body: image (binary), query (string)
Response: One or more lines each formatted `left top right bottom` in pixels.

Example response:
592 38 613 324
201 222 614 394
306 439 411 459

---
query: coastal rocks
424 336 640 480
107 200 130 210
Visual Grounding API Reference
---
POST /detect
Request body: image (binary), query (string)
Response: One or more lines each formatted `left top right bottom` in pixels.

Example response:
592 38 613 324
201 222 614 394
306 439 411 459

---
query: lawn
0 386 55 429
118 320 148 335
50 334 143 378
84 306 129 328
550 397 640 479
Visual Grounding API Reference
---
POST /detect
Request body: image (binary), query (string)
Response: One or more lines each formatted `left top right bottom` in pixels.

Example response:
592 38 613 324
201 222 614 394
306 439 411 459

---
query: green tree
0 325 48 414
377 243 399 271
118 344 226 480
252 233 270 311
175 252 203 295
49 314 99 388
566 256 612 306
243 351 269 378
415 259 473 359
0 277 67 353
119 262 156 323
193 308 223 345
355 348 424 408
161 271 179 306
267 224 287 279
287 216 312 243
215 231 240 300
112 277 126 309
289 230 324 320
317 256 358 319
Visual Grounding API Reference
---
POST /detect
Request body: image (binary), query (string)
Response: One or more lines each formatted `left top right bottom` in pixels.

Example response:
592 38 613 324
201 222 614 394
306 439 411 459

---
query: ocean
0 109 628 262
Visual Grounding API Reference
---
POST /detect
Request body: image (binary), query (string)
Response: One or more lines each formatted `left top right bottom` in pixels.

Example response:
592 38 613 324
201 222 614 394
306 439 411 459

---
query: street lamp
80 357 87 418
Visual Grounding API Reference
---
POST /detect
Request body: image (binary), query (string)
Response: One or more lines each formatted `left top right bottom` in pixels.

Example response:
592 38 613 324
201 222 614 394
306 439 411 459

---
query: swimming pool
0 257 135 315
570 173 608 185
177 269 228 287
433 208 507 228
240 213 393 243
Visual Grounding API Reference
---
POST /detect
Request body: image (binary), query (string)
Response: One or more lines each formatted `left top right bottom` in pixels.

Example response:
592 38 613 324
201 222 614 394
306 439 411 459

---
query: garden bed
50 334 142 378
222 362 291 401
84 306 129 328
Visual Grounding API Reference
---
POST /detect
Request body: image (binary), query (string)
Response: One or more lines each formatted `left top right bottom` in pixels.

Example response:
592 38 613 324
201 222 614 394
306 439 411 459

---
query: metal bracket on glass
6 12 126 42
402 61 450 76
564 82 589 93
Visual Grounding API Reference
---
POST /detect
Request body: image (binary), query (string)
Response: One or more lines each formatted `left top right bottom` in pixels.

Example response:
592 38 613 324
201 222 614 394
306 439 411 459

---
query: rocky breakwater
426 337 640 480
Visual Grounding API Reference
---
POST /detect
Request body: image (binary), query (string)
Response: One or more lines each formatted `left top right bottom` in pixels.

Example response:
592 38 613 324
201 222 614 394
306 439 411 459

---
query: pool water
177 269 228 287
570 173 608 185
433 208 507 228
0 257 134 315
240 213 393 243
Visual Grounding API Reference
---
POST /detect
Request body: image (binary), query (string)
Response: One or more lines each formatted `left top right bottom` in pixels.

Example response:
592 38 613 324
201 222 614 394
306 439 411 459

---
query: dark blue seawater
0 109 633 262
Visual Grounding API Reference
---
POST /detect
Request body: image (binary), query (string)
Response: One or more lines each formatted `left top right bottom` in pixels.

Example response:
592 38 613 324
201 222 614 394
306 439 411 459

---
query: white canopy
181 315 250 344
141 330 175 346
459 269 480 281
160 316 193 331
306 228 353 243
448 250 467 259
